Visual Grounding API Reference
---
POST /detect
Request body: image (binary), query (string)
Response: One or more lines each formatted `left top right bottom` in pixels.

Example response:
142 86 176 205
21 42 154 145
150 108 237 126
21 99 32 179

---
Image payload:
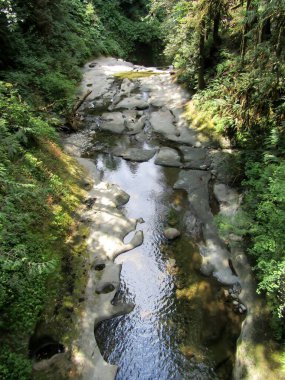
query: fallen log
65 90 92 131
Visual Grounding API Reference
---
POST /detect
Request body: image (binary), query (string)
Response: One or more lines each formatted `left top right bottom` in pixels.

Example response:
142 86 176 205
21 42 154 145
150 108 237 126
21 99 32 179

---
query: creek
62 57 246 380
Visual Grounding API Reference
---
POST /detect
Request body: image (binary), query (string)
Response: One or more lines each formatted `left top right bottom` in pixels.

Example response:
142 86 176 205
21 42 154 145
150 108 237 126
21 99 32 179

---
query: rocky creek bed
32 57 281 380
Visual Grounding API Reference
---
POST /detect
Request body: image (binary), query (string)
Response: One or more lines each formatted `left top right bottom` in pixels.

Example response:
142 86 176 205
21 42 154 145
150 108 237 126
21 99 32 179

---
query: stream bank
32 57 282 379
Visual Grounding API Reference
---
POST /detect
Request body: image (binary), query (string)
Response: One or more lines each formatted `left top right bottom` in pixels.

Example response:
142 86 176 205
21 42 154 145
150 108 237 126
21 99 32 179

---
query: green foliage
0 348 32 380
242 158 285 337
0 83 84 377
149 0 285 342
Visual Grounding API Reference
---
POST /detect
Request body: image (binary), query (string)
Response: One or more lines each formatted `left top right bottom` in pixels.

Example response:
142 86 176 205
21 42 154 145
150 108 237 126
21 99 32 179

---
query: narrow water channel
92 150 240 379
64 57 243 380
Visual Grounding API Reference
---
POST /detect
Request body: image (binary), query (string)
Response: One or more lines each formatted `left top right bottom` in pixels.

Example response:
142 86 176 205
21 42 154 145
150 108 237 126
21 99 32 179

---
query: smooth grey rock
164 228 181 240
180 147 210 169
155 147 181 167
115 96 149 110
150 109 177 136
112 147 156 162
100 112 125 134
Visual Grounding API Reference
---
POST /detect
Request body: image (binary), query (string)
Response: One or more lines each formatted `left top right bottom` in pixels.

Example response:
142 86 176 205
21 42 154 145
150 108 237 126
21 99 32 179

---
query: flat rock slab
112 147 156 162
155 147 181 167
100 112 125 134
180 147 210 169
150 109 177 136
115 96 149 110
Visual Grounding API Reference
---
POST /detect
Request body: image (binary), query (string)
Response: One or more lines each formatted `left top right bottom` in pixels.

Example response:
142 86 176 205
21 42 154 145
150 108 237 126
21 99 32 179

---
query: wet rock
113 189 130 206
155 147 181 167
164 228 181 240
95 282 116 294
184 211 203 240
112 147 156 162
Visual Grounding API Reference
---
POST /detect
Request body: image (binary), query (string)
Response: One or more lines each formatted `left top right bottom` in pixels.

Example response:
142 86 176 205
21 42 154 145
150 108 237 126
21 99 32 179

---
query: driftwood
65 90 92 131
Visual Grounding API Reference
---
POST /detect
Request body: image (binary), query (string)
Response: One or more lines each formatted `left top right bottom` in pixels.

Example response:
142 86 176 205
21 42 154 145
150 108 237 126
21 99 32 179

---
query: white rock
164 228 181 240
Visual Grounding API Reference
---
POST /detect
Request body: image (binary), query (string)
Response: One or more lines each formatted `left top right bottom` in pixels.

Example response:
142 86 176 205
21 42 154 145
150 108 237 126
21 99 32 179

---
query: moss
113 70 161 79
183 100 223 146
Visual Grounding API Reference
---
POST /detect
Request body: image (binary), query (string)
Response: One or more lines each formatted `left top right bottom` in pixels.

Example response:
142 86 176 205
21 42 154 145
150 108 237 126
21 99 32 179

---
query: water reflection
94 155 223 379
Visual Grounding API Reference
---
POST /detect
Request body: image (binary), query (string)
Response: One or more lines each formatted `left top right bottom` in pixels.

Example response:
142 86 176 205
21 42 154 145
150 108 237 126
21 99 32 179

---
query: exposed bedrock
174 170 239 285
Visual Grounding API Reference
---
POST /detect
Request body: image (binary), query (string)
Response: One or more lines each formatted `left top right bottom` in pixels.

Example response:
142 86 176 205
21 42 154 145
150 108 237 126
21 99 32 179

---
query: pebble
163 227 181 240
239 304 247 312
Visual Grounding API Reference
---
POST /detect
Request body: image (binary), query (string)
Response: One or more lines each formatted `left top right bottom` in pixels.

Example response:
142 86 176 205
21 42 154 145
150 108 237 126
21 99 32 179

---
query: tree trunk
198 18 206 90
260 18 271 42
241 0 252 60
276 24 284 57
213 12 221 47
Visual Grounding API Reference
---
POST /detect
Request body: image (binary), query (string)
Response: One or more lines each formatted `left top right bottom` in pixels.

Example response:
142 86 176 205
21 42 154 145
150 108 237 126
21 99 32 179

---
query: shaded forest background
0 0 284 378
